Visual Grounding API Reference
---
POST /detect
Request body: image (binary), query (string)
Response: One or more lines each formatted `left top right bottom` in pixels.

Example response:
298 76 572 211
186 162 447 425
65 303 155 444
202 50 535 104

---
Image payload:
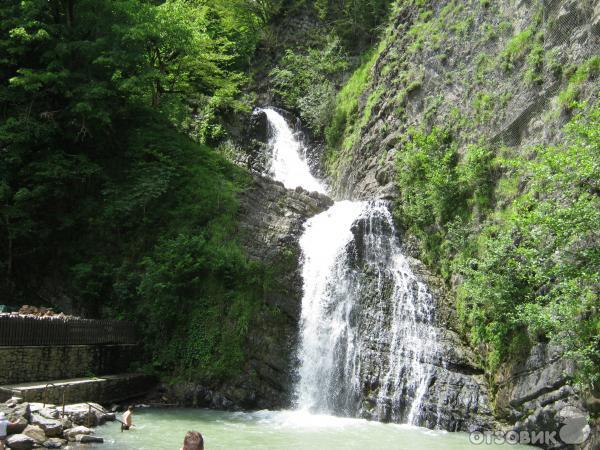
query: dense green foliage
325 47 381 159
0 0 279 381
313 0 391 50
394 104 600 386
270 38 349 134
267 0 391 139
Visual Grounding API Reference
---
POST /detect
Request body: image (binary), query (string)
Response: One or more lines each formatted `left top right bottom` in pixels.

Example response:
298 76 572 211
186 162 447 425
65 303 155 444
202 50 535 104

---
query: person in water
121 405 134 431
0 412 14 450
181 430 204 450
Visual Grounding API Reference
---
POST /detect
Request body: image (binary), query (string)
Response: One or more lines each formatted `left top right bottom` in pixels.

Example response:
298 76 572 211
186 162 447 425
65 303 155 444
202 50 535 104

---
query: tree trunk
66 0 75 27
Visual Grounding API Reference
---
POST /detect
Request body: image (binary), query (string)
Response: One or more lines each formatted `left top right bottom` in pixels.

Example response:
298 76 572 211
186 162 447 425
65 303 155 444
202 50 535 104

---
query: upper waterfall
261 108 326 194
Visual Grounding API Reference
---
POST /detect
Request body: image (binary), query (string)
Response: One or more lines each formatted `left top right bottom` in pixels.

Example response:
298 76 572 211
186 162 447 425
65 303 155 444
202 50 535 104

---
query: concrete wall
0 373 156 404
0 344 139 384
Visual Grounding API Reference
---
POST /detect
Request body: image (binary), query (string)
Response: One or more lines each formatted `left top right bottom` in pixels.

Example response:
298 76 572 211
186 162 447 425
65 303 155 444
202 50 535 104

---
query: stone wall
0 344 138 385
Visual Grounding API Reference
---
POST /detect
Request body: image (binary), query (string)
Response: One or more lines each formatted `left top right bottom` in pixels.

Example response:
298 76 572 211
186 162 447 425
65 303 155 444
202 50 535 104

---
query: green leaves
270 38 349 135
394 103 599 386
456 103 600 385
0 0 269 380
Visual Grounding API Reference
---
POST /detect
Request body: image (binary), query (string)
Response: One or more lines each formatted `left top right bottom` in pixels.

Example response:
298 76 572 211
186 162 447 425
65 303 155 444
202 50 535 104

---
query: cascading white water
262 106 440 426
261 108 326 194
295 201 365 413
295 201 440 424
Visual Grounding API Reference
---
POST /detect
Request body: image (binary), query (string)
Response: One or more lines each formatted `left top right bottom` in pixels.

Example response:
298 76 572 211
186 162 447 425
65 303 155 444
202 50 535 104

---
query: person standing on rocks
121 405 134 431
0 412 12 450
181 430 204 450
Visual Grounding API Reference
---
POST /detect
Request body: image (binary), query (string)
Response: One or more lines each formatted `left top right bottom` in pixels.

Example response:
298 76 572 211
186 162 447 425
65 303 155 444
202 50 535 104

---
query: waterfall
262 107 440 426
261 108 326 194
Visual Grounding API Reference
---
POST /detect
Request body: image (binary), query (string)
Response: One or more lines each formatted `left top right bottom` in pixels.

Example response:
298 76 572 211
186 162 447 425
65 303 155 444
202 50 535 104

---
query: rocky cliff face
316 0 600 448
329 0 599 201
153 173 332 411
342 208 494 432
323 0 599 446
495 343 598 449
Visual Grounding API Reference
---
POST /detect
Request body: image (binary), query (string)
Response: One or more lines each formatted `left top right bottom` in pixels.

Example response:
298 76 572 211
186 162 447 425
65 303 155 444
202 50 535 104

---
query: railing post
62 385 66 418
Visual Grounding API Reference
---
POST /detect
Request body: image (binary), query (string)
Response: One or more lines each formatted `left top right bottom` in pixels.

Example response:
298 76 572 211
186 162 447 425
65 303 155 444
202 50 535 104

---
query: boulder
60 417 73 430
6 433 35 450
248 109 269 143
4 397 23 407
22 424 47 445
63 425 92 441
43 437 67 449
76 434 104 443
39 407 60 420
31 413 63 437
28 403 48 414
63 402 109 426
3 401 31 423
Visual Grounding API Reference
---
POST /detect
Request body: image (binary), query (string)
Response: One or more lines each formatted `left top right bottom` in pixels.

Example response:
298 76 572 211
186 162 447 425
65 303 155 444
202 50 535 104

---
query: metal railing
0 316 137 346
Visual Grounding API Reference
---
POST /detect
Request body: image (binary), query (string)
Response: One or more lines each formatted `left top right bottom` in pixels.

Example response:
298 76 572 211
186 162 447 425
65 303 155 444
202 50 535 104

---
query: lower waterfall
261 107 456 427
295 200 441 425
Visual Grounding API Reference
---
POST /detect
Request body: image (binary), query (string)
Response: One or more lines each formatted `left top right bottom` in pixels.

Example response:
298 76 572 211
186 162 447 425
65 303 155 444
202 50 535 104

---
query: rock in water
63 425 92 441
39 407 60 420
76 434 104 443
43 437 67 449
63 402 110 426
6 433 36 450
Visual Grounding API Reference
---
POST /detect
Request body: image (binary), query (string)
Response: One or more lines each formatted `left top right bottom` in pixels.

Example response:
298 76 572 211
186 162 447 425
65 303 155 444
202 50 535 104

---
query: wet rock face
231 108 325 182
228 176 332 409
495 343 599 449
225 109 271 173
248 108 269 143
343 208 493 432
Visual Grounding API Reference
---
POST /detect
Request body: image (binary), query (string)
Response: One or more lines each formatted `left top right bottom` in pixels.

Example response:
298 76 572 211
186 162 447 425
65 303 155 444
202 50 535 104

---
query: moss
482 24 497 42
423 94 444 123
472 91 494 124
474 52 493 84
544 49 562 79
499 26 535 71
359 87 384 129
450 15 474 37
558 56 600 110
524 33 545 84
406 9 446 54
324 40 387 175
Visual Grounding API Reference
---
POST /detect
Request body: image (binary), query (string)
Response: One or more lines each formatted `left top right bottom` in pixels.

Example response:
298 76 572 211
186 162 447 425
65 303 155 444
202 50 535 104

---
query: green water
94 408 531 450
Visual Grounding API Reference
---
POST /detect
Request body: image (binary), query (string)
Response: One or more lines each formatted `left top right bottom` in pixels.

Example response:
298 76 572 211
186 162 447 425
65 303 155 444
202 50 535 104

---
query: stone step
0 373 155 404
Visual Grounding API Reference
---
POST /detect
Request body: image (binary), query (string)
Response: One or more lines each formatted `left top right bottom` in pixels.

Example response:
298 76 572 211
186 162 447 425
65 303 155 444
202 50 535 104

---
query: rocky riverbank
1 397 115 449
